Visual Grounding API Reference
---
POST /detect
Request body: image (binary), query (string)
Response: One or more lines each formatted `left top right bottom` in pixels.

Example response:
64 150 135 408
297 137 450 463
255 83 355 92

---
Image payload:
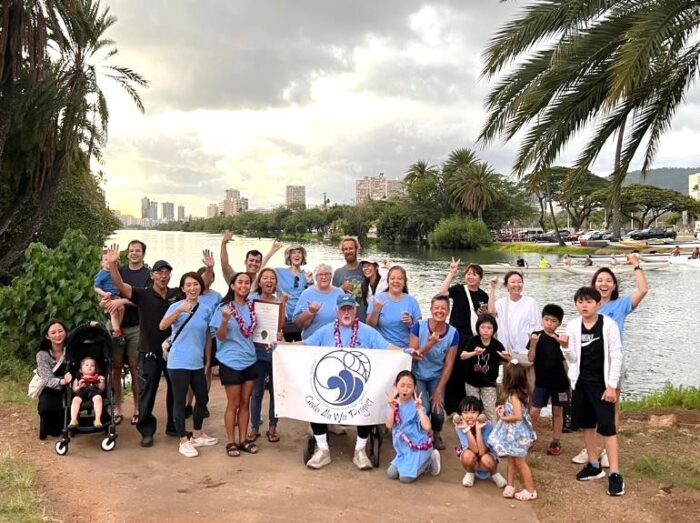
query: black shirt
579 315 605 385
447 286 489 339
119 265 152 327
531 329 569 389
463 335 504 388
130 286 180 354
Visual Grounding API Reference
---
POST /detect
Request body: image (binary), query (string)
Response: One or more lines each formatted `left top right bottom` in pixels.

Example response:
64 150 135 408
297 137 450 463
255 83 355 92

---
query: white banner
273 345 412 425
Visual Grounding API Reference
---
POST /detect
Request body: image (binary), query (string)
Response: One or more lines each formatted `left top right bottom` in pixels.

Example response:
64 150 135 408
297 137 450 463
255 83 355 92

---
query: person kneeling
69 357 106 429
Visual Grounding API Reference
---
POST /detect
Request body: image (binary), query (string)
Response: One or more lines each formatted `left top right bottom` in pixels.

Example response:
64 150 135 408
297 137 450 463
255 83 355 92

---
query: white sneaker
306 448 331 469
328 424 347 435
191 433 218 447
430 449 441 476
353 449 373 470
462 472 475 487
491 472 507 488
600 449 610 468
178 441 198 458
572 448 588 464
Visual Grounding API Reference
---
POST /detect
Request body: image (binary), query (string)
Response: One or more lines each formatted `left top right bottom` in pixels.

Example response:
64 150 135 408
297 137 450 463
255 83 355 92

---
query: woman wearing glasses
293 264 345 340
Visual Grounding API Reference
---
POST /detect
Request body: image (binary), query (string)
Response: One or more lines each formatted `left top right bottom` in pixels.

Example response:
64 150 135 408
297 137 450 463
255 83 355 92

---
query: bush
0 230 102 367
429 217 492 249
621 384 700 411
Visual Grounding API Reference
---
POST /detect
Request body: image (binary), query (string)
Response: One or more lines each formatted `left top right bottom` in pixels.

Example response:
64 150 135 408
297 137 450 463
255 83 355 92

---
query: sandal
113 414 123 425
225 442 240 457
515 489 538 501
131 413 139 425
238 441 259 454
502 485 515 498
266 429 280 443
247 430 261 442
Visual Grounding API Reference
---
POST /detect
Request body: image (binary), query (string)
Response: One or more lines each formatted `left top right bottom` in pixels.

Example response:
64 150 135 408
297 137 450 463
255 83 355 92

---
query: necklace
393 403 434 451
229 300 257 338
334 318 360 348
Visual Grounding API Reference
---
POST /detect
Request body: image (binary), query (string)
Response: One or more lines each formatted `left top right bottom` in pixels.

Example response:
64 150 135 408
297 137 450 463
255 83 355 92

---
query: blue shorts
532 387 570 408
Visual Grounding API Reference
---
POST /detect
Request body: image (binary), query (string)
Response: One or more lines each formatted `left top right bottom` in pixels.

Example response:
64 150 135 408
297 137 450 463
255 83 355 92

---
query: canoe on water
480 264 568 275
561 263 669 275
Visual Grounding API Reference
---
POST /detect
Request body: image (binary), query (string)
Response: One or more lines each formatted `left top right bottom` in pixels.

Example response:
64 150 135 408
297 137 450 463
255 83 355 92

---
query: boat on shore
619 239 648 249
578 239 609 247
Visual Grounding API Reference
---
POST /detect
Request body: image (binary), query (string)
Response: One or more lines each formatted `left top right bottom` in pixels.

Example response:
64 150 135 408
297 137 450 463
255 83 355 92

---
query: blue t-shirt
94 269 120 297
209 301 257 370
367 292 422 348
599 294 633 342
198 290 222 315
292 286 345 339
275 267 310 322
455 421 495 453
164 300 213 371
411 320 459 381
304 321 391 349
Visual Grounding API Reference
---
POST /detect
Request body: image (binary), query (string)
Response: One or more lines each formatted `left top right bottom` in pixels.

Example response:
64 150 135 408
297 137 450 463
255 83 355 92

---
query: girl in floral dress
488 360 537 501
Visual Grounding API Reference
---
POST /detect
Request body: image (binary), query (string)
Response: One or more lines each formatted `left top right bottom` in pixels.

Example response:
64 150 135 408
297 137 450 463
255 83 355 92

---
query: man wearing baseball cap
107 247 180 447
302 294 410 470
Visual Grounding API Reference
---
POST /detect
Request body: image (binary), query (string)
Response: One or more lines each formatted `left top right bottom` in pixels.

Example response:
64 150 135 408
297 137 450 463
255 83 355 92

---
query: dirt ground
3 381 537 523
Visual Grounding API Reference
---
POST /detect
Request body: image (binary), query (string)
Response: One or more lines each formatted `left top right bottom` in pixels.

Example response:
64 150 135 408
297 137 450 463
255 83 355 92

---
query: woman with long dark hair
36 320 72 439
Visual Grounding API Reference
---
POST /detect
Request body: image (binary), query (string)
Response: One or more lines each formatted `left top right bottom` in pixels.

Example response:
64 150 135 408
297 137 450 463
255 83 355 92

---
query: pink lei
229 300 257 338
393 404 434 451
333 318 360 347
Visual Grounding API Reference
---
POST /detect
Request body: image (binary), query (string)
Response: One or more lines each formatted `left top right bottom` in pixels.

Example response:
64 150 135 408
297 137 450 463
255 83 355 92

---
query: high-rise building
219 188 248 216
161 202 175 222
690 173 700 201
207 203 219 218
239 198 249 212
141 197 151 219
177 205 185 221
285 185 306 208
149 201 158 221
355 173 404 204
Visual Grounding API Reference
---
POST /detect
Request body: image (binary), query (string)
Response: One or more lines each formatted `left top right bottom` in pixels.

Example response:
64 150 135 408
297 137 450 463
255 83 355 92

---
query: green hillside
621 167 700 195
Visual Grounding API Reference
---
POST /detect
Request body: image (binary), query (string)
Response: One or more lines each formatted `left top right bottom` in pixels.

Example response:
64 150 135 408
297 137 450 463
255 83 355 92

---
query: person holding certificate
248 268 286 443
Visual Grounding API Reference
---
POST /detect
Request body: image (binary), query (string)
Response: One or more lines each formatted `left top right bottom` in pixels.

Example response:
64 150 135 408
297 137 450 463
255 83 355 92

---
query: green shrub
0 230 102 367
429 217 492 249
621 385 700 411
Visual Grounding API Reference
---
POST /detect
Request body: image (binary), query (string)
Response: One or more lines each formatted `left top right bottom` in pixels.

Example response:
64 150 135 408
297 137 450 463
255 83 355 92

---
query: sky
100 0 700 217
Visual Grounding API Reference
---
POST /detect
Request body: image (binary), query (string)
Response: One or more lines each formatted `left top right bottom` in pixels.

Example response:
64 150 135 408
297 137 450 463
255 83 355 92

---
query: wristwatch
633 266 643 271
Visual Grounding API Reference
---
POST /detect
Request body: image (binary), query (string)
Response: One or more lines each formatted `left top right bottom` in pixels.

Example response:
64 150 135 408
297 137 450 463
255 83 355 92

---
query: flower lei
393 404 434 451
334 318 360 348
229 300 257 338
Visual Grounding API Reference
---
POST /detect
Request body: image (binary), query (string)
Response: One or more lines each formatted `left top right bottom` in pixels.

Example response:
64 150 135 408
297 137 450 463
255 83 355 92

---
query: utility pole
322 192 327 210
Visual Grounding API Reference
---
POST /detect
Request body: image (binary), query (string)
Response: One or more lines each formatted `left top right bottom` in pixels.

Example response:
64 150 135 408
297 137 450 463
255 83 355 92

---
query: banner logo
312 350 371 407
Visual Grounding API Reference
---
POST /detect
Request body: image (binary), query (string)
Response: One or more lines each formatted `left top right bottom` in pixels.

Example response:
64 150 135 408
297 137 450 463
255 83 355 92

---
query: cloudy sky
101 0 700 217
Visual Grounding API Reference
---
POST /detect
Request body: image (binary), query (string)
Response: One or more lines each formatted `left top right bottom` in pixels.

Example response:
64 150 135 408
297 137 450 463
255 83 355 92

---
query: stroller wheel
100 436 117 452
303 435 316 464
368 426 382 468
55 441 69 456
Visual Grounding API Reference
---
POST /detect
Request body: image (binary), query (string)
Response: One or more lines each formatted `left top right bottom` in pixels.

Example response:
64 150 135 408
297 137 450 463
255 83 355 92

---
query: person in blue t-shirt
160 272 218 458
409 294 459 451
209 272 261 458
293 264 345 339
303 294 408 471
367 266 422 347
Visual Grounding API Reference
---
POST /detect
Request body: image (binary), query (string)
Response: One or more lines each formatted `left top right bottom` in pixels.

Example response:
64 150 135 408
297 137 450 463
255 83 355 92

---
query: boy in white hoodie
560 287 624 497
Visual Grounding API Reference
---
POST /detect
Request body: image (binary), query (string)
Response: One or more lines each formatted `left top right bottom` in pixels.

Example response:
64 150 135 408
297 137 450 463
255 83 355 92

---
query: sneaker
607 473 625 496
327 424 346 435
491 472 507 488
572 448 588 464
191 433 218 447
306 448 331 469
179 440 199 458
576 463 606 481
429 449 441 476
140 435 154 447
462 472 475 487
353 449 373 470
547 440 562 456
600 449 610 468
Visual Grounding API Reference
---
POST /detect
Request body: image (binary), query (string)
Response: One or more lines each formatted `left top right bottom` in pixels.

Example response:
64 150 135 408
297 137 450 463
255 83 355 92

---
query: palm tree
479 0 700 239
448 162 499 222
442 148 479 180
404 160 438 184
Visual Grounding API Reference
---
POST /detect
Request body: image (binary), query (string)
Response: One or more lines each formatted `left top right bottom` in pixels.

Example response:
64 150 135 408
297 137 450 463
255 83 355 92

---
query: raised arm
220 230 234 284
105 244 132 299
438 257 460 295
487 277 498 315
261 240 283 269
201 249 215 289
628 255 649 309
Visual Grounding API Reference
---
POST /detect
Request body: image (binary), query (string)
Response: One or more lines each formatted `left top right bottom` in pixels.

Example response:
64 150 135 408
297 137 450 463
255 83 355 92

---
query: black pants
311 423 371 438
136 353 174 438
38 387 65 439
169 368 208 438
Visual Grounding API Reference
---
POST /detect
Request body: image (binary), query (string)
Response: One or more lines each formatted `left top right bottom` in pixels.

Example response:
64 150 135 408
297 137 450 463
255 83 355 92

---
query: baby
94 253 125 338
69 357 106 429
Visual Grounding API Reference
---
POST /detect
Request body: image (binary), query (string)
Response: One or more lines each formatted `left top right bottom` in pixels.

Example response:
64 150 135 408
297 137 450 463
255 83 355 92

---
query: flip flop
239 441 259 454
226 442 240 457
266 429 280 443
131 413 139 425
247 430 261 442
113 414 123 425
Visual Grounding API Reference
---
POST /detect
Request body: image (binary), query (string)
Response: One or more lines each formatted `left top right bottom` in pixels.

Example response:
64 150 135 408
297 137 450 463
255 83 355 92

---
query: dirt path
4 382 537 523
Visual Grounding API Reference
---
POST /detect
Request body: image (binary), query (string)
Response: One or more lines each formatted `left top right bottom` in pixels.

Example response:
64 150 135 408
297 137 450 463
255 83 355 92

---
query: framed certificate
253 300 282 345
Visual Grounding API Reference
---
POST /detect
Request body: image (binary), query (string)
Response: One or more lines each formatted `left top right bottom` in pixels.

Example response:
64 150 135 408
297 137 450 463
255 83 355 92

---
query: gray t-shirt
332 265 368 321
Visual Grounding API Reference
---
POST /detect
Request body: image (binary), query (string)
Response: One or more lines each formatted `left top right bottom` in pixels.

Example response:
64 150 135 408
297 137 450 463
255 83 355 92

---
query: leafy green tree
559 171 610 231
447 162 499 221
429 217 492 249
620 184 700 228
404 160 439 185
482 177 538 231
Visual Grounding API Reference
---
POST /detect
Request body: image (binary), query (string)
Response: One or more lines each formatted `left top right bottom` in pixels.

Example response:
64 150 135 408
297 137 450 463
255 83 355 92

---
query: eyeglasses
293 275 300 289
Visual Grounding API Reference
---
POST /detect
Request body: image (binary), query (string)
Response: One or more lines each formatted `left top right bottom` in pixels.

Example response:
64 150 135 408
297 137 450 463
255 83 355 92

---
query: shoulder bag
162 303 199 361
28 352 65 399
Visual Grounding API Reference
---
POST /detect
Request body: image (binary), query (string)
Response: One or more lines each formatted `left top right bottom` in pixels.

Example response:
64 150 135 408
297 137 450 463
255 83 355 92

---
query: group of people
35 234 648 500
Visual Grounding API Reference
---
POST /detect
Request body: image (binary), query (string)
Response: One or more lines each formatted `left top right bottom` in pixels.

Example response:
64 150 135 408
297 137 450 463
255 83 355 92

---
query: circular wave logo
313 350 371 407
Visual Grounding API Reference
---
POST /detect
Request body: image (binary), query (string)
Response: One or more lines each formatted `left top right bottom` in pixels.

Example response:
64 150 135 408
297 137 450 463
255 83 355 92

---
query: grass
0 451 47 522
621 385 700 412
629 455 700 491
484 243 597 255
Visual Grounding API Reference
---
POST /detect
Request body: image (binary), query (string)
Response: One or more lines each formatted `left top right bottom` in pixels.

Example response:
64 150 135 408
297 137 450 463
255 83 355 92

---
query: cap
336 294 358 309
151 260 173 272
360 259 379 266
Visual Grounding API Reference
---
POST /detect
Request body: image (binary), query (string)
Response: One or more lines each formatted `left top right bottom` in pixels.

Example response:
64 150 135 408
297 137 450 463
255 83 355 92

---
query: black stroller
54 324 118 455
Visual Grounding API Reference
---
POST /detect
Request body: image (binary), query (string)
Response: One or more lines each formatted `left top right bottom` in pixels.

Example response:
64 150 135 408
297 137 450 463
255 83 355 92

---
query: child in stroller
69 357 106 429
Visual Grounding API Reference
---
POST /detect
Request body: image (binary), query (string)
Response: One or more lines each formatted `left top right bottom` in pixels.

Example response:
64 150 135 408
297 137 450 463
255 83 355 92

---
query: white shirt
495 295 541 354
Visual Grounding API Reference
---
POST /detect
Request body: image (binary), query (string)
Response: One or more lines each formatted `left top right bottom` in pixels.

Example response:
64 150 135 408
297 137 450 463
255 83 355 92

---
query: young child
527 304 569 456
453 395 507 489
69 357 106 429
562 287 624 496
385 370 441 483
487 361 537 501
461 314 509 422
94 253 125 338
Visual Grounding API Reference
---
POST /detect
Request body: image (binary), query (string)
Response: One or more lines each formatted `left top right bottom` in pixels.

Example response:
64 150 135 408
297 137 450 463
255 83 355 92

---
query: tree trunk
0 79 16 167
611 118 627 240
546 180 565 246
